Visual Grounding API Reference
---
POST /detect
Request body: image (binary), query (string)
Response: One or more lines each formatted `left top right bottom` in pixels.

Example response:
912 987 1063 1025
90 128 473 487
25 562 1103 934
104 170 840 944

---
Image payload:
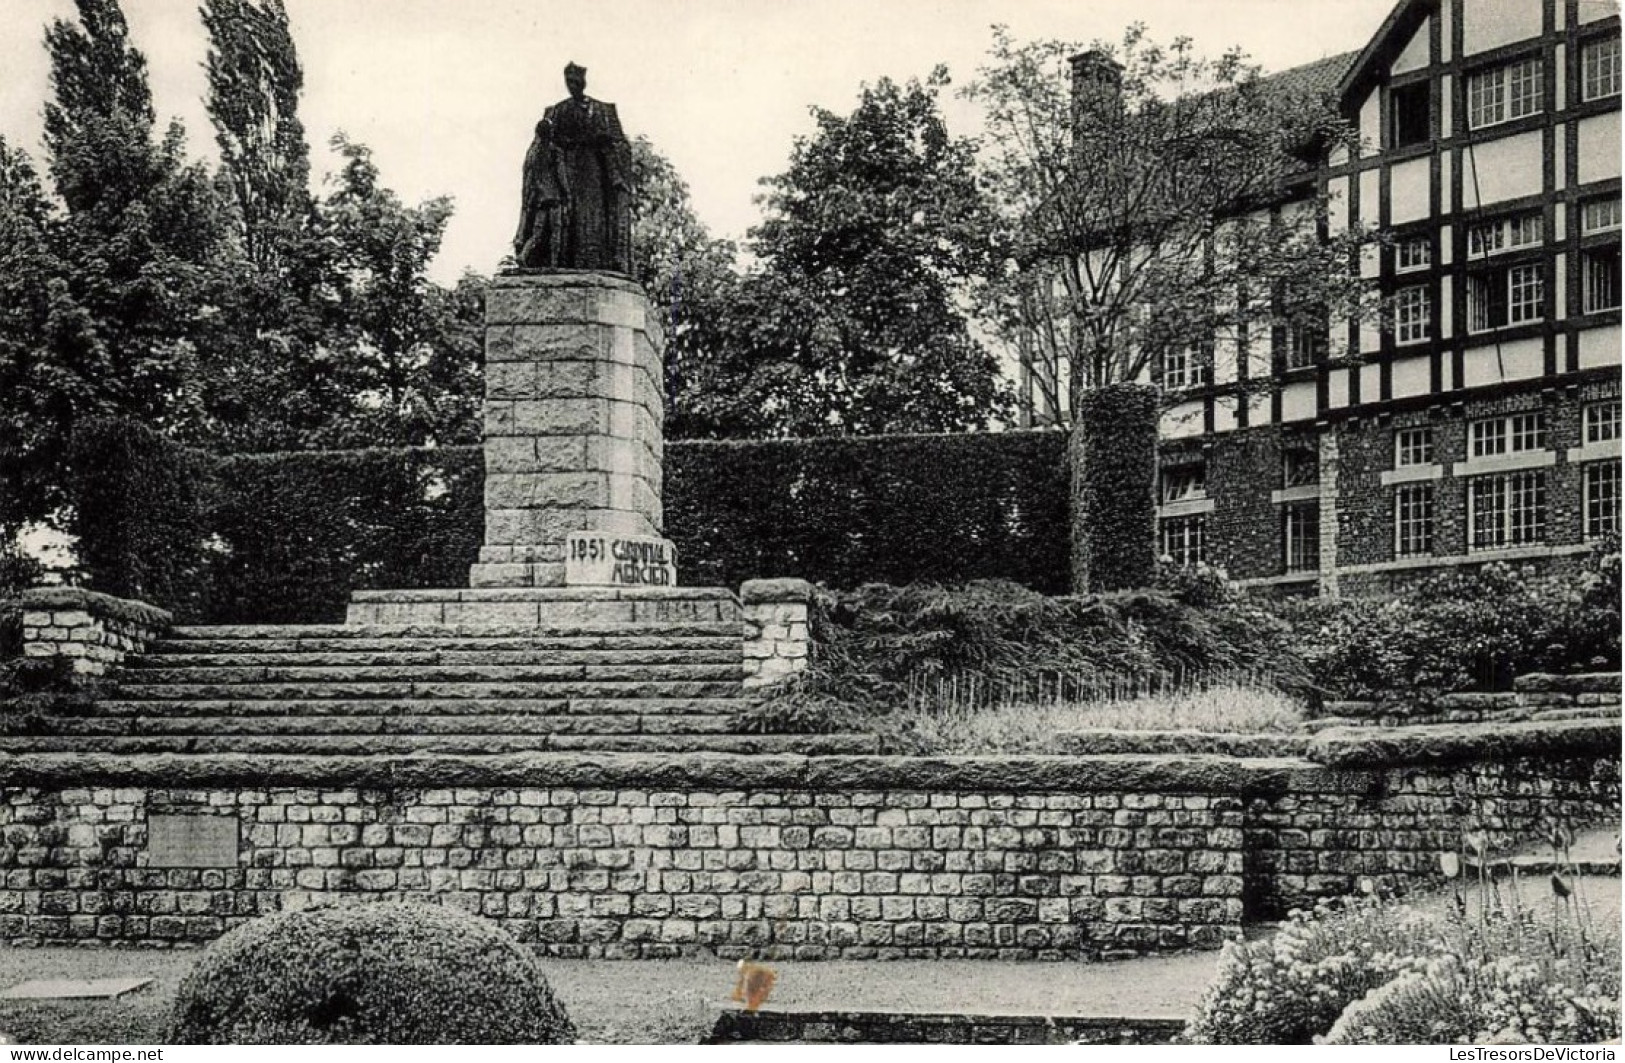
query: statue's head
564 63 587 99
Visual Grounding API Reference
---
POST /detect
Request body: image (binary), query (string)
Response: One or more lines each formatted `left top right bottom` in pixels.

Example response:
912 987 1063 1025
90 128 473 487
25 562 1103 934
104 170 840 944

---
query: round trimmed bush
167 903 576 1045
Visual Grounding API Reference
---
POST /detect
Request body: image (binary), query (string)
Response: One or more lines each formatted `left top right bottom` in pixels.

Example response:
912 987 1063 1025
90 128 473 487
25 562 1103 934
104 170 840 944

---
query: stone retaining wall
0 722 1613 958
13 588 171 677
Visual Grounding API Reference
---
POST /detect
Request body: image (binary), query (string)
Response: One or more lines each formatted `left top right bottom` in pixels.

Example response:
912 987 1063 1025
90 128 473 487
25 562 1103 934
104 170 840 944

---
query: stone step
165 622 744 641
116 662 745 685
30 713 738 737
110 680 750 701
0 733 877 756
146 636 743 656
91 697 752 717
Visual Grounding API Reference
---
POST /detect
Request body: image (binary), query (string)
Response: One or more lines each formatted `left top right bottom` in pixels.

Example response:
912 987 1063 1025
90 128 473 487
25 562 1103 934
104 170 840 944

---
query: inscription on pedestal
566 532 677 587
147 814 239 868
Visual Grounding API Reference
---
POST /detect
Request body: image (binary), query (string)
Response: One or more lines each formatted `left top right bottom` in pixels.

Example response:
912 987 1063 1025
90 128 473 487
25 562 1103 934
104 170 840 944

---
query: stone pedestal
470 271 673 588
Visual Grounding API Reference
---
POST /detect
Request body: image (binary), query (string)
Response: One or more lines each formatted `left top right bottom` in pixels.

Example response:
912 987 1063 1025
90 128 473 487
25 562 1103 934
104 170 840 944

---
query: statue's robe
515 95 633 273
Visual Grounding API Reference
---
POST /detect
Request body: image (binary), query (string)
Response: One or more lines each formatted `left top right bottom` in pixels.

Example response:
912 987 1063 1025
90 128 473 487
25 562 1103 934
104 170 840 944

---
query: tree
0 0 236 530
626 137 751 440
200 0 310 271
307 135 482 449
964 25 1379 590
966 24 1378 419
738 70 1011 436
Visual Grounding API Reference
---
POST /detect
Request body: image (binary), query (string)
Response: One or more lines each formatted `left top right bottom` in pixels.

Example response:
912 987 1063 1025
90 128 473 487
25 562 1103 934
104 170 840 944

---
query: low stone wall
12 588 171 677
708 1008 1185 1045
0 721 1614 958
1316 672 1621 729
740 578 813 688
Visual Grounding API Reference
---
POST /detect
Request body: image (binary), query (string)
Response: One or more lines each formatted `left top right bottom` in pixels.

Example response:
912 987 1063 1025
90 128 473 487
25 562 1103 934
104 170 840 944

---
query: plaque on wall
147 813 239 868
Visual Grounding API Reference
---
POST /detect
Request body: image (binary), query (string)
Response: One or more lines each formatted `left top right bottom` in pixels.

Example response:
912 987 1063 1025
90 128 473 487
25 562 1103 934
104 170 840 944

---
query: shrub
167 903 576 1045
747 579 1315 733
0 656 102 735
1278 548 1623 705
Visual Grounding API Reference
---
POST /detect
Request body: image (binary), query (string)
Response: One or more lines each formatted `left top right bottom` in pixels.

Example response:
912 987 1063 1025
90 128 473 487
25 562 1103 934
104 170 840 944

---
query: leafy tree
0 0 235 531
200 0 310 271
964 25 1379 590
627 137 751 440
736 69 1011 436
306 135 482 449
965 24 1378 418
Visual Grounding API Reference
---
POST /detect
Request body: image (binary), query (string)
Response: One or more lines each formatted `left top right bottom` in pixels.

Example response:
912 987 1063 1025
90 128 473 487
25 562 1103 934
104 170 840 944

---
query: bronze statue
514 63 634 274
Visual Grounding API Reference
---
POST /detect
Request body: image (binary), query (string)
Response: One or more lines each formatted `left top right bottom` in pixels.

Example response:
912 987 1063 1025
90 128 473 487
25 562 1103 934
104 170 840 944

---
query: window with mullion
1394 483 1434 558
1583 36 1622 102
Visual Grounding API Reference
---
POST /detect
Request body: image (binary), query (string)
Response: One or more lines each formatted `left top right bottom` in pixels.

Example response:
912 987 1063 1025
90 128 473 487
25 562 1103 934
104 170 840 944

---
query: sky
1 0 1400 283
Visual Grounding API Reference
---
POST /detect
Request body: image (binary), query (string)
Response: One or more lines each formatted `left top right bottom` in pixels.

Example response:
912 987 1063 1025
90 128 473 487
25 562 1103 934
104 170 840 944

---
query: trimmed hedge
69 419 213 618
168 902 575 1044
66 421 1072 620
1069 384 1159 594
208 447 484 624
667 432 1070 593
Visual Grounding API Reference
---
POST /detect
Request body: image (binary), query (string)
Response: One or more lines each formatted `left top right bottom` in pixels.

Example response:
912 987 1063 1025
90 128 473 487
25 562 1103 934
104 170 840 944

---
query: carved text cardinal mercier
514 63 634 274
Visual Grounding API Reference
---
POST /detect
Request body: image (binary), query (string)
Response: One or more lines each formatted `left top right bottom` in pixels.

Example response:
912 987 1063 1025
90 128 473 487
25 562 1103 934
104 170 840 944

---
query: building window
1582 198 1623 314
1395 237 1432 273
1468 213 1543 258
1160 463 1206 503
1584 245 1622 312
1283 448 1319 487
1470 412 1546 458
1162 343 1210 390
1469 471 1546 550
1583 36 1622 102
1160 516 1206 567
1467 58 1544 129
1394 284 1432 345
1396 426 1434 467
1394 483 1435 558
1585 461 1621 539
1468 262 1545 332
1283 313 1327 370
1583 198 1622 235
1390 81 1432 148
1585 400 1621 444
1282 502 1320 573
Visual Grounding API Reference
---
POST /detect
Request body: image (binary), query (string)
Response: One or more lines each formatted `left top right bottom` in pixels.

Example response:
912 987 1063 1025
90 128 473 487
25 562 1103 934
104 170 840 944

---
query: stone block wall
740 579 813 689
0 730 1613 958
472 272 667 589
13 588 171 677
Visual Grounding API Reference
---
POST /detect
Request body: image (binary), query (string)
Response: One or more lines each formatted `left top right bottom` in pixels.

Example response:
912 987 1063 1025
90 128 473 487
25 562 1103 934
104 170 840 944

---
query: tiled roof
1257 50 1362 100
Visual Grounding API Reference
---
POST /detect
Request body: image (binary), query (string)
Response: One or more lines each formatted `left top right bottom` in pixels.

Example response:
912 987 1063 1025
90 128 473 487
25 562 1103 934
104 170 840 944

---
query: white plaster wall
1462 133 1546 209
1392 354 1433 398
1579 113 1622 185
1462 0 1543 55
1461 337 1545 387
1440 275 1455 339
1360 169 1381 227
1578 0 1614 24
1360 362 1382 401
1160 402 1205 439
1579 326 1622 369
1328 367 1351 409
1359 91 1380 157
1393 18 1432 73
1390 158 1432 224
1281 381 1317 422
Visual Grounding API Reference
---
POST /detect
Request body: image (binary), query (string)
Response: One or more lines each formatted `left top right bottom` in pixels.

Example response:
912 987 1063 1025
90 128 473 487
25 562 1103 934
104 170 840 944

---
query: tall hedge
67 422 1072 621
1070 384 1159 594
207 447 484 624
68 419 214 617
666 432 1071 593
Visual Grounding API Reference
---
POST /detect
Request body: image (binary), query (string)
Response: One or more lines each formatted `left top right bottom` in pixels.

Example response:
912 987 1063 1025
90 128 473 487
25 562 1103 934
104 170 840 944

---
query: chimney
1069 50 1124 132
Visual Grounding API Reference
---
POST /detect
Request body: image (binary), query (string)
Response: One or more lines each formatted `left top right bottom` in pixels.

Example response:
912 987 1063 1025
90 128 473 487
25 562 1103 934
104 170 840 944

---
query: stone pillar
471 271 673 588
1318 429 1340 598
740 579 814 688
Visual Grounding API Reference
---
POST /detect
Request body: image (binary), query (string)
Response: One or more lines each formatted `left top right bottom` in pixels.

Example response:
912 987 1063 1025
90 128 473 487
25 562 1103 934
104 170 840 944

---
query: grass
886 676 1305 754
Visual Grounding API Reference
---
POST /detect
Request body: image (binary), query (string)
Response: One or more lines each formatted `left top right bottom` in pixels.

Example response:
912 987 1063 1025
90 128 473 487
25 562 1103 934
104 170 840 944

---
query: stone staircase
0 614 875 756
